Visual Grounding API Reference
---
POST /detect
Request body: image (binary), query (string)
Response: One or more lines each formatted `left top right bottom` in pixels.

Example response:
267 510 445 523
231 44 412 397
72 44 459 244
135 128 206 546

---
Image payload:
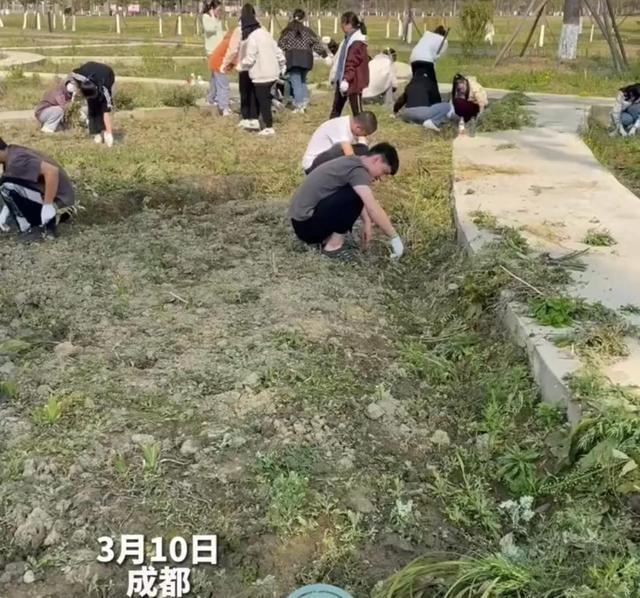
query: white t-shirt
363 54 397 99
301 116 353 171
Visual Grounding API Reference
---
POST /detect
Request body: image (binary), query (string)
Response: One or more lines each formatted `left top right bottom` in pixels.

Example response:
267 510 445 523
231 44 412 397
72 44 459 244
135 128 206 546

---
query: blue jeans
207 72 230 110
400 103 453 126
621 104 640 129
288 68 308 108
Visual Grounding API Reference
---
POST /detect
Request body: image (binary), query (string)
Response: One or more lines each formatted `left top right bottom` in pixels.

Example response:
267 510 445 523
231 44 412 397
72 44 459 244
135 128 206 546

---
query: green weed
583 228 617 247
267 471 310 534
141 443 161 473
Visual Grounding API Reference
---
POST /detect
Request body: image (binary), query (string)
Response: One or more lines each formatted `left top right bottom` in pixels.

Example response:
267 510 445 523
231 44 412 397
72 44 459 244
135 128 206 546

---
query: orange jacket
208 29 235 73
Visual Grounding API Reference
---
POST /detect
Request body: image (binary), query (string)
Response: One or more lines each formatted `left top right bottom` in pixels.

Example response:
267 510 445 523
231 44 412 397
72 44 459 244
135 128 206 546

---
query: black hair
202 0 220 14
383 47 397 61
240 3 255 20
434 25 447 36
620 83 640 102
353 111 377 135
368 142 399 175
452 73 469 100
281 8 306 36
0 138 7 151
341 11 367 35
327 38 339 54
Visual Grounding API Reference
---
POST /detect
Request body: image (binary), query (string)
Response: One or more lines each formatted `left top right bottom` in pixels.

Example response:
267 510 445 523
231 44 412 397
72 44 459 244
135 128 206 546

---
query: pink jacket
34 82 72 119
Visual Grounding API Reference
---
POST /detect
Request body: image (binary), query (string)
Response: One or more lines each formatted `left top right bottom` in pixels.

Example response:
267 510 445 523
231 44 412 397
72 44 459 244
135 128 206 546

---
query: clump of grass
141 443 161 473
114 89 136 111
583 227 617 247
161 85 198 107
470 209 498 229
477 93 535 132
267 471 310 534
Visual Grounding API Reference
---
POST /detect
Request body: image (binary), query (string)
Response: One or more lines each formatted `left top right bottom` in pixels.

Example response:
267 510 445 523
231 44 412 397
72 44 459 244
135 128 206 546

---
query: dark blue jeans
288 67 308 108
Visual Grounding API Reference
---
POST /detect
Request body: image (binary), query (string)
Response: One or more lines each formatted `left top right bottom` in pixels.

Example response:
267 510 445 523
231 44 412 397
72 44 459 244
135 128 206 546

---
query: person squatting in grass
0 137 75 243
289 142 404 260
69 61 116 147
451 73 488 129
329 11 369 119
301 111 378 174
34 77 79 134
203 0 232 116
611 82 640 137
278 8 328 114
393 63 454 131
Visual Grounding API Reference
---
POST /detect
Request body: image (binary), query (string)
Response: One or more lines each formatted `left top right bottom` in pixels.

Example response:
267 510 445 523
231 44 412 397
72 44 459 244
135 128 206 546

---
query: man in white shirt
409 25 448 103
301 111 378 174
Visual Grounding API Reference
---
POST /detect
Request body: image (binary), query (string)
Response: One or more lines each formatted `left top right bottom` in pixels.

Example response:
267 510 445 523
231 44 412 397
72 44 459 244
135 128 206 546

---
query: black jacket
393 70 442 112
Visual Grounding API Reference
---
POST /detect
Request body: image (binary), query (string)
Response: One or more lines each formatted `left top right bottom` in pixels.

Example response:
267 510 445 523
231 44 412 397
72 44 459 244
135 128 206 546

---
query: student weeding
289 142 404 260
34 78 79 134
0 137 75 243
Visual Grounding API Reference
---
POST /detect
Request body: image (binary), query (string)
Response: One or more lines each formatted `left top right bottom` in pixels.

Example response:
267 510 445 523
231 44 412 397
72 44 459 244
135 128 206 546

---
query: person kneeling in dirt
34 78 79 134
302 111 377 174
393 64 454 131
0 137 75 243
289 142 404 259
611 82 640 137
69 61 115 147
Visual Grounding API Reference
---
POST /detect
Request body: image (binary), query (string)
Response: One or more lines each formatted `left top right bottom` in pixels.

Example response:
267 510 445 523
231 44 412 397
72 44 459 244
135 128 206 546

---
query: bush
460 0 493 57
477 92 534 132
113 89 136 111
161 86 198 108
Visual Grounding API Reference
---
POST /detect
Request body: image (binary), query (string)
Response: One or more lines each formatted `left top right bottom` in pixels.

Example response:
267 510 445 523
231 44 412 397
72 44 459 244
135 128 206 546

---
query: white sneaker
237 119 249 128
41 125 56 134
292 107 305 114
423 119 440 132
221 108 233 117
258 127 275 136
104 132 114 147
246 119 260 130
93 133 103 144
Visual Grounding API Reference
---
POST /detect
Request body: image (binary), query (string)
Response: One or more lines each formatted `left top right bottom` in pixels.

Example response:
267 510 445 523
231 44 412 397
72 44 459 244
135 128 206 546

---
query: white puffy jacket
240 27 286 84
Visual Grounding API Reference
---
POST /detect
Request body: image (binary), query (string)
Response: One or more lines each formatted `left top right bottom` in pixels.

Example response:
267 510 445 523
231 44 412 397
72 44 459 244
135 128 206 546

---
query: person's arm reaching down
353 185 404 257
360 205 372 248
341 143 354 156
40 160 59 224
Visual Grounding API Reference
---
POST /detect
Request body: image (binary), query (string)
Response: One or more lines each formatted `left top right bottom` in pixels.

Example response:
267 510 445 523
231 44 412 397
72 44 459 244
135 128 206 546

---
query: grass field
1 13 640 95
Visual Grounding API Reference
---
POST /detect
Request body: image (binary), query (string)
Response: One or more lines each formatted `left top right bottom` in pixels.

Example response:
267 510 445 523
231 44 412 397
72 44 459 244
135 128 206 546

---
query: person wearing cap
362 48 397 109
70 61 115 147
34 78 79 133
0 137 75 242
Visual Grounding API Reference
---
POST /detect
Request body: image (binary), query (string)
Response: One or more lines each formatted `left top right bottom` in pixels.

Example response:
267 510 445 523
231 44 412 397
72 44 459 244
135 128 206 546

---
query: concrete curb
453 183 584 423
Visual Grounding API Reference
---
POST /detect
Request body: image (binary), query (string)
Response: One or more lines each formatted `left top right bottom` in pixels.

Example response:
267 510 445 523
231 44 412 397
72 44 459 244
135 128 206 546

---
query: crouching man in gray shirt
289 142 405 259
0 137 75 242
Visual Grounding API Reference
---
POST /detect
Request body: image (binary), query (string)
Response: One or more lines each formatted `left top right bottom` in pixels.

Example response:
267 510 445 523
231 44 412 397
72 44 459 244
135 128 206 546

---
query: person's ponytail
359 19 367 35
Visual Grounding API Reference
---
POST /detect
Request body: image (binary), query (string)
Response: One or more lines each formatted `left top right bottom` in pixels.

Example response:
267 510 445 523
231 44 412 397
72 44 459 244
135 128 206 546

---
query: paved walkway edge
453 155 584 423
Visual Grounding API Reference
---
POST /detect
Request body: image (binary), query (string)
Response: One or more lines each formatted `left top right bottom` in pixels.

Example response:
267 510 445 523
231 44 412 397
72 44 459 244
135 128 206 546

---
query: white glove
629 122 639 137
40 203 56 225
618 124 628 137
104 132 114 147
339 80 349 94
0 205 9 232
390 235 404 259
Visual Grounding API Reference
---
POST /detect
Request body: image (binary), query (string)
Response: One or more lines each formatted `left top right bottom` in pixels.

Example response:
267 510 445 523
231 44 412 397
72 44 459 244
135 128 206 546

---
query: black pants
75 62 115 134
87 95 112 134
239 71 258 120
291 185 363 245
330 86 362 119
305 143 368 174
254 81 275 128
411 60 441 103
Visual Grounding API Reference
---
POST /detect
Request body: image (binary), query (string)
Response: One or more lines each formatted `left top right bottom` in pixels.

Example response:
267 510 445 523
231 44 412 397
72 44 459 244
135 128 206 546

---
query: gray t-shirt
289 155 372 221
4 145 75 207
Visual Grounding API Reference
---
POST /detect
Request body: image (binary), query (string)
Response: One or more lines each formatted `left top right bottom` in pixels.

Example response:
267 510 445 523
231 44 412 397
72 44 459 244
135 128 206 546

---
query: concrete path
0 50 45 68
453 95 640 419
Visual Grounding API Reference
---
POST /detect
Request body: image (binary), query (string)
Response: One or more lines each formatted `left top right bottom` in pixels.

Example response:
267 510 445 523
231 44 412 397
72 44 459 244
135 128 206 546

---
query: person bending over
70 61 115 147
0 137 75 242
393 64 453 131
409 25 448 102
289 142 404 259
34 78 79 134
611 83 640 137
363 48 398 109
302 111 377 174
451 73 488 125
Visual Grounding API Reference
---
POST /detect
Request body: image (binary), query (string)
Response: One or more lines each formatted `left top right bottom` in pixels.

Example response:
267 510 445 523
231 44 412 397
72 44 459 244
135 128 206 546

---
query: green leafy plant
33 396 64 424
459 1 494 57
529 296 582 327
141 443 161 473
583 228 617 247
498 446 541 495
477 93 534 132
267 471 310 534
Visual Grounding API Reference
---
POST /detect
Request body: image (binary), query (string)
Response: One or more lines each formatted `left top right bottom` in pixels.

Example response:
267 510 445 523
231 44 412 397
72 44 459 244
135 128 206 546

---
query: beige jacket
467 76 488 111
221 26 243 72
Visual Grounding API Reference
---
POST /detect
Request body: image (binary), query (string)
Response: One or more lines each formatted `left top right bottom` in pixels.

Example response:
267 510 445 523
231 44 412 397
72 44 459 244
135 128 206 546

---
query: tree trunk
558 0 580 59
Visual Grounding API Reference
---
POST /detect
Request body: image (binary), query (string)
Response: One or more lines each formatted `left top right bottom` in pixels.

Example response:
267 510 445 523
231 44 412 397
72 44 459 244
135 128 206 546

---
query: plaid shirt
278 25 325 56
